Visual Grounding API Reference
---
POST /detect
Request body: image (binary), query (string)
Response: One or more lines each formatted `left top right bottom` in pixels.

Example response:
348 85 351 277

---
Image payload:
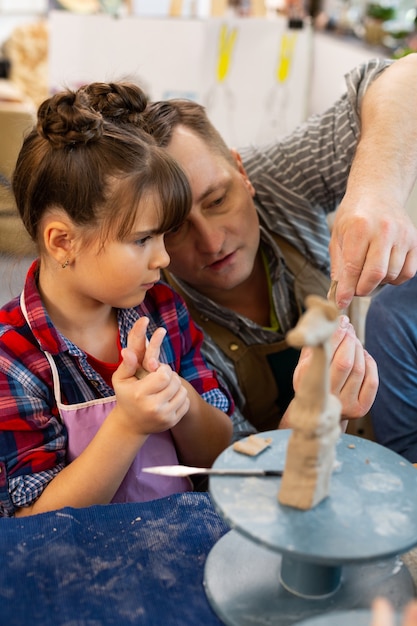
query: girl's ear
42 215 77 268
230 148 255 197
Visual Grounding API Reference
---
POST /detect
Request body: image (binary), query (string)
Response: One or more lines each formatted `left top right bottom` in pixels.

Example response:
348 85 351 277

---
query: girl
0 87 233 517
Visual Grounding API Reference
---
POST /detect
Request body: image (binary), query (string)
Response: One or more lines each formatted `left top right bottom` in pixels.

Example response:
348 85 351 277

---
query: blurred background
1 0 416 306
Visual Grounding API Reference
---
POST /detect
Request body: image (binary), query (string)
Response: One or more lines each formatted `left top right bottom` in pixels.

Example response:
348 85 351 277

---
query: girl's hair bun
37 89 104 149
81 81 148 127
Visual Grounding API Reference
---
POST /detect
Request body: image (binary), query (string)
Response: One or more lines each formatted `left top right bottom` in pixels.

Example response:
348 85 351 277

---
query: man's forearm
347 53 417 205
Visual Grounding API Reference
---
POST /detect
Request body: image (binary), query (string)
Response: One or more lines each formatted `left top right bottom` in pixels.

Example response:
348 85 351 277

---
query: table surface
1 490 417 626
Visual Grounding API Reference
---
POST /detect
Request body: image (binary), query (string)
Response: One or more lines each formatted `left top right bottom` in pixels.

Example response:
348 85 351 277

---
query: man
141 54 417 439
365 274 417 462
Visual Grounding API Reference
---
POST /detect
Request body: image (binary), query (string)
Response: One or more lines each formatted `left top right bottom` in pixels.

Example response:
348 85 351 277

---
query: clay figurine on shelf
278 295 342 510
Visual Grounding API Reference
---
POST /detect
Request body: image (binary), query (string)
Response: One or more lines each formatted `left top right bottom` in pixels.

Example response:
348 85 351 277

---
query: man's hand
330 198 417 310
292 315 378 419
329 54 417 310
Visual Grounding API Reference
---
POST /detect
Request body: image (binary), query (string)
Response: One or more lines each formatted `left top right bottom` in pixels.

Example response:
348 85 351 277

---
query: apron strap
20 291 64 406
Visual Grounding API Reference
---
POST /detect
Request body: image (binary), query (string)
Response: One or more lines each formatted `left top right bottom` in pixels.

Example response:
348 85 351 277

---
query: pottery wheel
204 431 417 625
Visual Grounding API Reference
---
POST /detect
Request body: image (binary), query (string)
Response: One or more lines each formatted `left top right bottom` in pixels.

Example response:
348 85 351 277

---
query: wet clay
233 435 273 457
278 295 342 510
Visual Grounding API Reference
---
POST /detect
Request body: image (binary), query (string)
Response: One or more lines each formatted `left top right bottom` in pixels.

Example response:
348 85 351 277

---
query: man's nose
193 218 223 255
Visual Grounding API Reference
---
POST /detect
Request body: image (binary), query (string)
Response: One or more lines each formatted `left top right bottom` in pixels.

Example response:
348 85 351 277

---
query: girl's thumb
115 348 139 381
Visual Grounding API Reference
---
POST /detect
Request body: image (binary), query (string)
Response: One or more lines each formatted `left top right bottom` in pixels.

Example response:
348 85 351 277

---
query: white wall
309 32 386 116
48 12 313 146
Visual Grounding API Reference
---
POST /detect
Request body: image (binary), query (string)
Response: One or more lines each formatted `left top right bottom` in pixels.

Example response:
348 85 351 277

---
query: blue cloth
365 278 417 462
0 492 229 625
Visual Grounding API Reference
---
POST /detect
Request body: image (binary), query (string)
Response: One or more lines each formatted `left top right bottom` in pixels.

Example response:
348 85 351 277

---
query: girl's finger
143 327 167 373
127 317 150 365
114 347 139 382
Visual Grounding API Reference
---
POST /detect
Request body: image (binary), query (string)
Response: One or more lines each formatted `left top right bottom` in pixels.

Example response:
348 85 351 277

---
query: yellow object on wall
216 24 238 82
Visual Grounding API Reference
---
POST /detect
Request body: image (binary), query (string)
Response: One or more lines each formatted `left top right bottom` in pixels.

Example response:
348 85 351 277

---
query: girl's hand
112 318 190 436
124 316 166 376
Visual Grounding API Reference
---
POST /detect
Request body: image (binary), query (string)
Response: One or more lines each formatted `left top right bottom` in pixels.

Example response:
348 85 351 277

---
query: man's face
164 126 260 302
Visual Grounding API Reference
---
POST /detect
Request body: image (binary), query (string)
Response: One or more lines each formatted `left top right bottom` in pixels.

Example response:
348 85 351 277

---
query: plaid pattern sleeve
8 466 65 509
0 299 68 516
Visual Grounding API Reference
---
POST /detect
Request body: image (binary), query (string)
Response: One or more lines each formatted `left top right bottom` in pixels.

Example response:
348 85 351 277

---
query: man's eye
211 195 225 207
165 223 188 246
135 236 151 246
166 224 185 238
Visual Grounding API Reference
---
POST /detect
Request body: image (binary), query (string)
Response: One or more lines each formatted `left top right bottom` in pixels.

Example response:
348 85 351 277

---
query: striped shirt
168 58 391 439
0 260 233 517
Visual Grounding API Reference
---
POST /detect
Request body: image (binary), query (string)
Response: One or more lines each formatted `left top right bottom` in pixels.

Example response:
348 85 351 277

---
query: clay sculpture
278 295 341 510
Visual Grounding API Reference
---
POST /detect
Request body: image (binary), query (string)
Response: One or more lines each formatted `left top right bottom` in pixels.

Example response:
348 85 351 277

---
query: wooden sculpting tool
328 279 338 305
328 279 347 314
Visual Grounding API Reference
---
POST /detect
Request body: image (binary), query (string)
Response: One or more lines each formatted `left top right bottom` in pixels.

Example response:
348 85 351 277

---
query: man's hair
143 99 236 165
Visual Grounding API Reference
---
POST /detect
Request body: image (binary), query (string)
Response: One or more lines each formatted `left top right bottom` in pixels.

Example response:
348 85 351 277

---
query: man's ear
230 148 255 197
43 216 76 268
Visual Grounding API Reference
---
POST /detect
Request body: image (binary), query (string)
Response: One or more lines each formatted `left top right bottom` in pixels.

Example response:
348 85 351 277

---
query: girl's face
72 193 170 310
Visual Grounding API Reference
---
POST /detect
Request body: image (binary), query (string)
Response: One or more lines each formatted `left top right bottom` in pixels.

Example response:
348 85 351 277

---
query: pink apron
21 295 191 503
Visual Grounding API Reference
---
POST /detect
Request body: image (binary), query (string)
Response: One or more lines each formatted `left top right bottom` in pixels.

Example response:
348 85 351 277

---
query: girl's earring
61 259 70 269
